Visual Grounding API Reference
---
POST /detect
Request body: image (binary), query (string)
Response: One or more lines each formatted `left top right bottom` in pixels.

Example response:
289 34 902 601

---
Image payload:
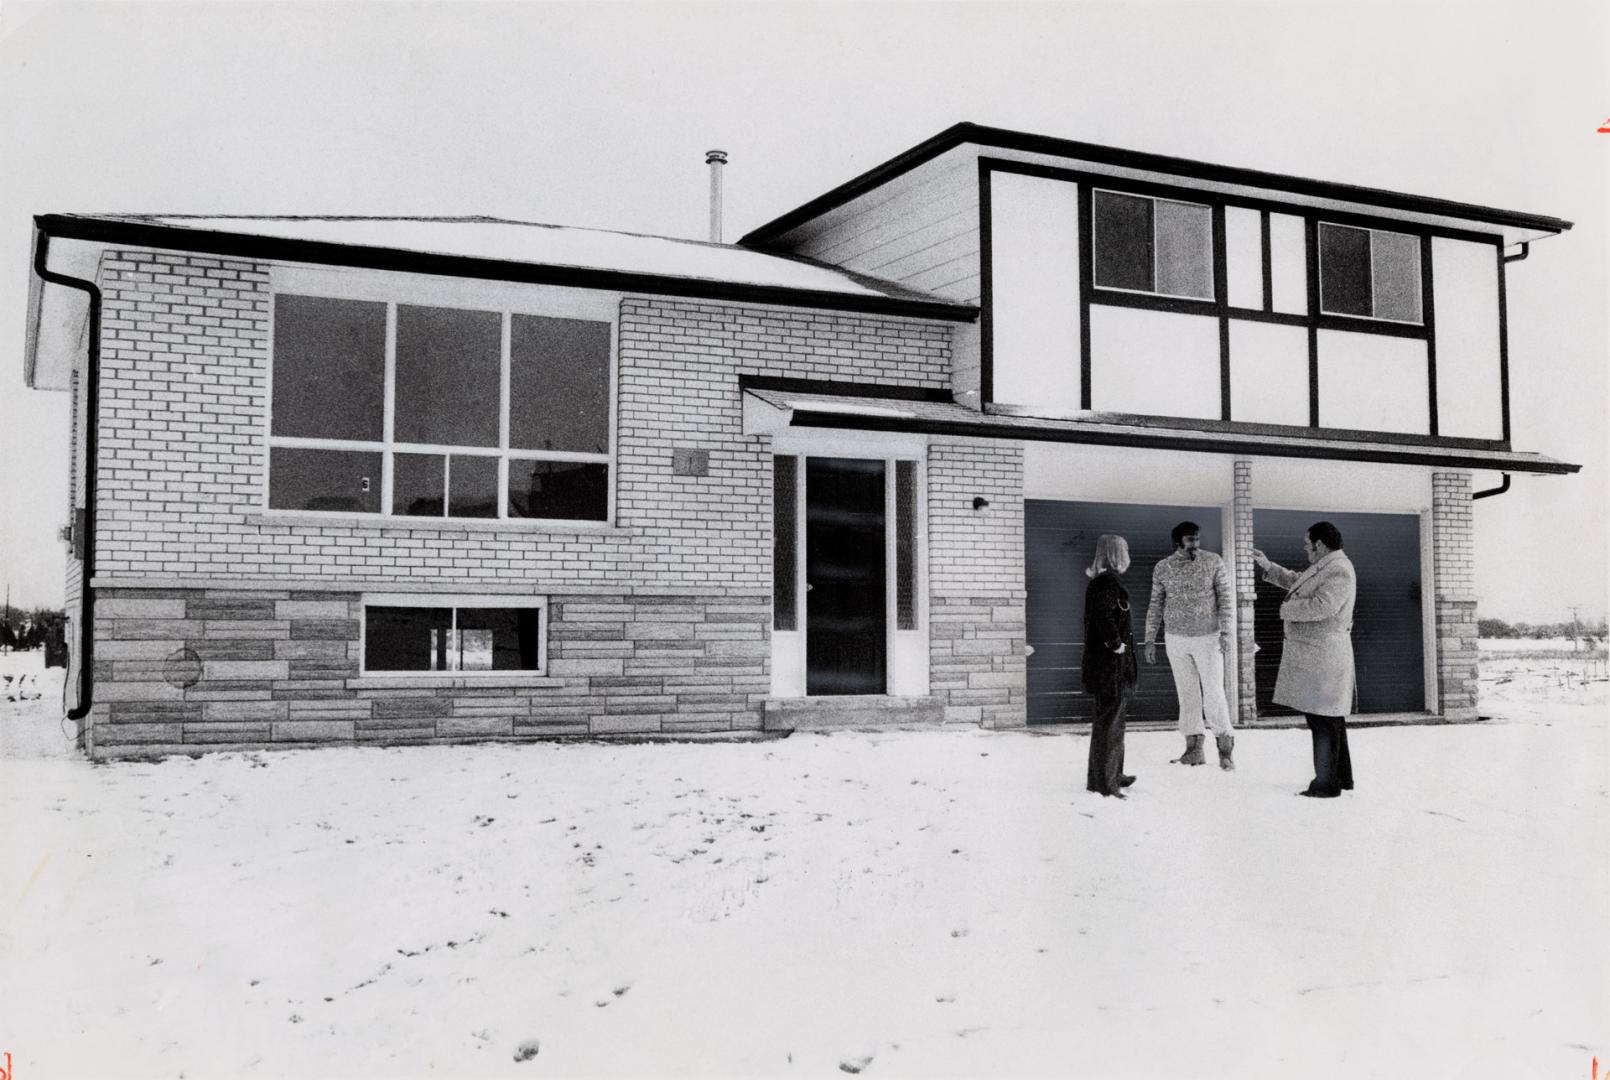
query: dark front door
806 457 887 695
1253 509 1424 714
1025 500 1223 724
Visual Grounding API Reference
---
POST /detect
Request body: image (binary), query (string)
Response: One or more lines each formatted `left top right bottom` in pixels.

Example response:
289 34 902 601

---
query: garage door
1025 500 1224 725
1253 509 1424 715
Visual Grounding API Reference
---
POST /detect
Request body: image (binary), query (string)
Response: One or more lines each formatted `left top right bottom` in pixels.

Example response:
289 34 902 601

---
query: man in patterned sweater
1143 521 1236 769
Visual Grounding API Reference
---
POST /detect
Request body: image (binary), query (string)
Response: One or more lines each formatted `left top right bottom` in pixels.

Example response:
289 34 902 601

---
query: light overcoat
1263 550 1357 716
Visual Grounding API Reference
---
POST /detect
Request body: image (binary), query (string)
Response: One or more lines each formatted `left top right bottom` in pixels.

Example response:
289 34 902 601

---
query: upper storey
741 123 1572 448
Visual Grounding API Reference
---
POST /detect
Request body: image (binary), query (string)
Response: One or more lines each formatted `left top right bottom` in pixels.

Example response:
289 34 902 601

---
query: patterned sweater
1144 549 1233 642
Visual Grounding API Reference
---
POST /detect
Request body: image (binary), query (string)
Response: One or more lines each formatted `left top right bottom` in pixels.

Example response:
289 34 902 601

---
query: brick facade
927 440 1026 728
1232 457 1258 725
77 248 998 756
1432 471 1479 720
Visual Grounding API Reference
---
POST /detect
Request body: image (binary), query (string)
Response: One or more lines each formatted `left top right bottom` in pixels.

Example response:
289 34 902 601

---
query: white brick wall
88 252 954 596
926 439 1024 596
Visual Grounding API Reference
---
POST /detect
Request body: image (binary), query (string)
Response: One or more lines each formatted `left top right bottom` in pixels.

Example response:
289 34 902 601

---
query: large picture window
1319 223 1423 324
269 294 612 521
362 595 547 675
1092 189 1213 301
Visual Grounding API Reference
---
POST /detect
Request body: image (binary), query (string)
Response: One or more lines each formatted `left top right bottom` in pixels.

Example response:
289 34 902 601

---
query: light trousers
1164 632 1233 736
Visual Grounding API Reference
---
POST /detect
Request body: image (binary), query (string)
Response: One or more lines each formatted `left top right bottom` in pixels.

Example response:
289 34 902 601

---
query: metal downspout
32 228 102 724
1472 473 1511 500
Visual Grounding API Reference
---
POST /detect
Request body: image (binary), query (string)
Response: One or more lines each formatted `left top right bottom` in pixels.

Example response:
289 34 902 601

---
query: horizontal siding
787 148 981 304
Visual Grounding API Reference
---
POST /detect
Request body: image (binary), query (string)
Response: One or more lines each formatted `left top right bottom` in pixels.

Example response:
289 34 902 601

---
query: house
23 122 1578 759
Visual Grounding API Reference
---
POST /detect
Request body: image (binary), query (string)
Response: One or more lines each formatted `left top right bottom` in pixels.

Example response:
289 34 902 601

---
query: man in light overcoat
1252 520 1357 798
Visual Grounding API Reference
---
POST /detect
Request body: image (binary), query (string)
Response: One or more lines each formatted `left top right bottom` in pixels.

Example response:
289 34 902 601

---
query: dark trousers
1304 713 1354 794
1087 689 1130 795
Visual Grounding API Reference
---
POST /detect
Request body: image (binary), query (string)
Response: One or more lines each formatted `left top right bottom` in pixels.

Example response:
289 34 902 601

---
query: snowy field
1 648 1606 1079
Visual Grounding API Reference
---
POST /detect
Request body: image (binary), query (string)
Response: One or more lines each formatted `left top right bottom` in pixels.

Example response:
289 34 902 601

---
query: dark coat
1081 570 1139 697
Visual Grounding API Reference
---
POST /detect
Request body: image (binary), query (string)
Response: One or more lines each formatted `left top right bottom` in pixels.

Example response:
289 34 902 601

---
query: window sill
350 674 565 690
246 512 628 535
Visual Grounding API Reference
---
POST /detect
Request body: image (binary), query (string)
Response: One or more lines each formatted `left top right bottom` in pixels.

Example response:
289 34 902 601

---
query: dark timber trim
781 410 1578 475
1497 245 1513 443
1260 209 1273 313
35 214 979 325
1305 217 1321 426
739 123 1572 247
1077 182 1094 410
1213 203 1231 420
1422 233 1440 437
978 159 995 406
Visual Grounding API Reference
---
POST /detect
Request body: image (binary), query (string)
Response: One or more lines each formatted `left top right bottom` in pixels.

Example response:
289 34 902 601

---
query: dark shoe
1298 787 1341 798
1108 789 1127 799
1119 774 1136 788
1172 734 1206 766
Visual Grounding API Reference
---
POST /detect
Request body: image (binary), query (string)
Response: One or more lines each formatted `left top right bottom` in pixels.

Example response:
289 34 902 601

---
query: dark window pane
365 606 451 671
272 294 386 441
507 460 609 521
1093 191 1154 292
393 453 444 517
1371 230 1422 323
895 460 916 631
1320 224 1373 317
449 455 499 518
774 456 798 631
458 608 543 671
269 447 382 513
1155 199 1213 299
511 315 612 453
394 304 501 447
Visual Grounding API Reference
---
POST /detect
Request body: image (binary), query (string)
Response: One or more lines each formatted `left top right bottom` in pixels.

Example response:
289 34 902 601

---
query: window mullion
382 303 397 516
500 312 511 519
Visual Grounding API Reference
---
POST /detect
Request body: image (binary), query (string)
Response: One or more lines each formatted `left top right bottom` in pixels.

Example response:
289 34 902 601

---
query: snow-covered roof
25 213 975 391
741 385 1581 475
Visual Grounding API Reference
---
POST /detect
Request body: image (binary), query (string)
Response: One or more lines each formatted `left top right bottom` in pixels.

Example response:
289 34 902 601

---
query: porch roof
739 381 1579 476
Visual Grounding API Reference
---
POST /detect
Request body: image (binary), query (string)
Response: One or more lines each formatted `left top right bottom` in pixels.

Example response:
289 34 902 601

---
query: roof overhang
740 379 1580 476
740 122 1574 249
25 227 100 391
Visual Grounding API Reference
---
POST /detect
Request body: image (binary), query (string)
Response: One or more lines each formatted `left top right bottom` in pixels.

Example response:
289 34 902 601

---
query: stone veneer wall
90 588 770 759
1432 471 1479 720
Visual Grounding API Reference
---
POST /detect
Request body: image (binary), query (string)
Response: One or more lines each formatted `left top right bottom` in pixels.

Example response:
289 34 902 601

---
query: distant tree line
0 606 65 650
1478 616 1608 643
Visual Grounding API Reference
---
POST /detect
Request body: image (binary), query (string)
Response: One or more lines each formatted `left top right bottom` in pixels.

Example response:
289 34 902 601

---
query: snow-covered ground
1 648 1606 1079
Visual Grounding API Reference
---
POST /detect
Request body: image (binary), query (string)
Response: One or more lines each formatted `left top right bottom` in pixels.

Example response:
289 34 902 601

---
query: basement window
362 595 547 675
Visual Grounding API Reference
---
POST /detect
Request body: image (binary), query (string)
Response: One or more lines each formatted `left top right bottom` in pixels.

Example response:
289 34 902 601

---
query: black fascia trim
784 411 1578 474
985 405 1512 452
34 214 979 325
979 160 995 407
740 374 955 403
738 123 1573 247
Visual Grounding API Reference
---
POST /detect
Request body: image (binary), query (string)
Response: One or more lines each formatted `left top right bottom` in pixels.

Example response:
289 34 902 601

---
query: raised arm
1279 564 1355 623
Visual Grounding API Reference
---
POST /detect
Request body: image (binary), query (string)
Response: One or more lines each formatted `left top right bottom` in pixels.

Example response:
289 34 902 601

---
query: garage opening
1253 508 1424 715
1025 500 1224 725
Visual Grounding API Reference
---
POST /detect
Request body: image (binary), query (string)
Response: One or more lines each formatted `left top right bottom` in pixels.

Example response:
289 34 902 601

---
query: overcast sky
0 0 1604 621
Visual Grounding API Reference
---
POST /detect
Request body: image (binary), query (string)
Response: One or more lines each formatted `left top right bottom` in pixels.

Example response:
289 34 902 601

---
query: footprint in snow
513 1039 540 1062
840 1052 874 1073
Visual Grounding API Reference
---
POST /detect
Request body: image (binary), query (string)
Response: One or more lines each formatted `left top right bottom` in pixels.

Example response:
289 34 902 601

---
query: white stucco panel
1088 305 1219 419
1317 329 1430 435
1431 238 1504 440
1024 441 1234 504
1251 456 1431 513
988 172 1082 413
1229 320 1309 426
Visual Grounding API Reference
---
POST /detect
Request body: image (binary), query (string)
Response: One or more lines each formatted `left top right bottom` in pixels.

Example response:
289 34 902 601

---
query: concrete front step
762 694 947 732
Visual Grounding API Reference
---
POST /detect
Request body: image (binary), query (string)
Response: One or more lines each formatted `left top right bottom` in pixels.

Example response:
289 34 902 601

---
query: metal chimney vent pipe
705 150 728 243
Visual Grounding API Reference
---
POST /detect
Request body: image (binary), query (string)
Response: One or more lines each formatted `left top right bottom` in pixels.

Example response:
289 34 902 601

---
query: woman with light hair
1083 533 1139 797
